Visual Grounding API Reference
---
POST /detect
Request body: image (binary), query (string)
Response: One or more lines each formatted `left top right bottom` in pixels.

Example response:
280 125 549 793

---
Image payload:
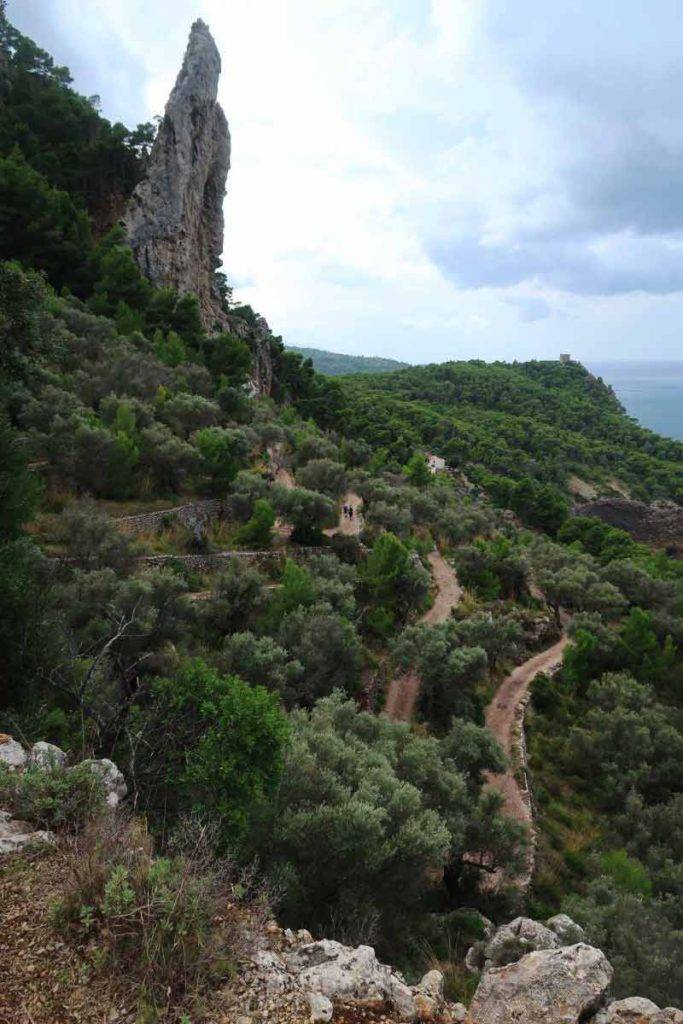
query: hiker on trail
342 504 348 517
349 506 354 519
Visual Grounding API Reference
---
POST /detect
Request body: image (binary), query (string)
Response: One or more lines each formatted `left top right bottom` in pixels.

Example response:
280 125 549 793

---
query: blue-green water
587 361 683 442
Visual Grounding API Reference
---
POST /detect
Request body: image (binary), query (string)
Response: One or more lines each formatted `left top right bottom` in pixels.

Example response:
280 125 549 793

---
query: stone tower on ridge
123 20 230 329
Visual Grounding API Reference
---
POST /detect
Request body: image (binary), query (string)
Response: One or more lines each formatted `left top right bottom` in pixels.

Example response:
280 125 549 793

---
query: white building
426 453 446 474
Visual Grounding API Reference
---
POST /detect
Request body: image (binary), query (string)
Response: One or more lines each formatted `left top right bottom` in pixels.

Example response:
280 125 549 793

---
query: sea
586 361 683 442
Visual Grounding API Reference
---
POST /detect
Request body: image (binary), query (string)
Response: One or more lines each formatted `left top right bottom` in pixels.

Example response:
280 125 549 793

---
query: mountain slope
338 359 683 503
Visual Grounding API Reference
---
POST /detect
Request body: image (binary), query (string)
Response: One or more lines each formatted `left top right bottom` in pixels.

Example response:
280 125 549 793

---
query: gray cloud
428 0 683 297
430 230 683 297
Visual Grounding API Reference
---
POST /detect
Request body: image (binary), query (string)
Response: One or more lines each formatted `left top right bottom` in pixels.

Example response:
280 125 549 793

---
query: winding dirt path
384 550 462 722
421 550 463 625
481 633 569 890
484 636 569 821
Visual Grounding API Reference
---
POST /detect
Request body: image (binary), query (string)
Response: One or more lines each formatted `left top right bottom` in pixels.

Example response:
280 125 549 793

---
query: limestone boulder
0 810 55 855
284 940 416 1019
79 758 127 808
484 916 560 969
27 741 68 771
546 913 586 946
0 734 26 771
593 998 664 1024
417 970 444 1001
470 943 613 1024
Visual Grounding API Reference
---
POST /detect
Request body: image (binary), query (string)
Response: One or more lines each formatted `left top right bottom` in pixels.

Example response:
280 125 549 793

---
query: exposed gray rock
593 997 662 1023
417 969 444 1001
0 810 55 855
251 937 460 1020
574 498 683 545
651 1011 683 1024
285 940 415 1017
465 942 486 974
79 758 127 808
484 916 560 969
307 992 333 1023
252 950 293 997
0 734 26 771
546 913 586 946
27 741 68 771
124 20 230 330
470 943 613 1024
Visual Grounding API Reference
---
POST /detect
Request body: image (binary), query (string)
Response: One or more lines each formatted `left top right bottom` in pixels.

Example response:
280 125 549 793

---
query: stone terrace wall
135 546 328 572
113 499 229 534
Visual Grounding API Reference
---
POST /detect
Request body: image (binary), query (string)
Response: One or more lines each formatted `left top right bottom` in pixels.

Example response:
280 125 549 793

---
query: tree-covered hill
337 359 683 504
286 345 409 376
0 6 682 1018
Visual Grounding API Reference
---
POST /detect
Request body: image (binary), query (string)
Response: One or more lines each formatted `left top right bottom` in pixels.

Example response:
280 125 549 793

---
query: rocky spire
124 20 230 328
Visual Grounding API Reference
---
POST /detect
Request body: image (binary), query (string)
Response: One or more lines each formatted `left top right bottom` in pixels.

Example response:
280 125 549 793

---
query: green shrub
236 498 275 547
601 849 652 896
54 815 267 1014
0 763 105 831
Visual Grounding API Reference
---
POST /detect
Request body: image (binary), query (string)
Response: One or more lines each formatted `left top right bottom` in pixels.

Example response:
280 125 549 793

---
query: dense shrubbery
0 762 105 831
54 815 268 1014
255 693 521 953
527 564 683 1004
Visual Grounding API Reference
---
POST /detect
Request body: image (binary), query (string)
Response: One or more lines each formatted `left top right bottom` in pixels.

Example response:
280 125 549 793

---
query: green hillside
286 344 409 375
338 360 683 506
1 8 682 1019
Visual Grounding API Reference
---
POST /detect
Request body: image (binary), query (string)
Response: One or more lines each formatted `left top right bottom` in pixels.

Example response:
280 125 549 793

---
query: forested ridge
286 345 410 376
0 7 681 1021
337 360 683 504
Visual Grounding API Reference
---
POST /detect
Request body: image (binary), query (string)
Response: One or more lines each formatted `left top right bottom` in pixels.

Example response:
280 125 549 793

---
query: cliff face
123 20 230 330
575 497 683 547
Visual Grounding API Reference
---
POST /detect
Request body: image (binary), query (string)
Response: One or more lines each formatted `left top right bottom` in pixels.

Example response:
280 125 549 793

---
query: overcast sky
10 0 683 362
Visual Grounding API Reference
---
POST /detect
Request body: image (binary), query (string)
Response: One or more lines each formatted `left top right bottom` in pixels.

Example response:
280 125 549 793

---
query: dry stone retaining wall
135 546 328 572
112 499 229 534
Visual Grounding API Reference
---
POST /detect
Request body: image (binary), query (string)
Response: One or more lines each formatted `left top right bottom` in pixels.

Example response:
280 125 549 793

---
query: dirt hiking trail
324 491 363 538
384 550 462 722
482 633 569 890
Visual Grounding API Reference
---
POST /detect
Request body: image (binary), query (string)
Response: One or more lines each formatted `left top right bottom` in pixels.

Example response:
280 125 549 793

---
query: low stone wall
134 546 328 572
112 499 230 535
515 657 564 895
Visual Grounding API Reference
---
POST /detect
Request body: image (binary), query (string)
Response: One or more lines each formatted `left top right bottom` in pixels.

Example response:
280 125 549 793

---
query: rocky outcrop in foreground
124 20 230 329
3 734 680 1024
239 915 681 1024
0 735 126 853
575 497 683 545
241 924 467 1022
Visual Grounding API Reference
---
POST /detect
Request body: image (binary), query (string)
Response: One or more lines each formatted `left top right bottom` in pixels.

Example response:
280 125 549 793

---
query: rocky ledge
232 914 681 1024
574 497 683 546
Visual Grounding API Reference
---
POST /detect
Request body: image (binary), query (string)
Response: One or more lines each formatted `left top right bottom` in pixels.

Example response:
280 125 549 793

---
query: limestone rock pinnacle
124 19 230 328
